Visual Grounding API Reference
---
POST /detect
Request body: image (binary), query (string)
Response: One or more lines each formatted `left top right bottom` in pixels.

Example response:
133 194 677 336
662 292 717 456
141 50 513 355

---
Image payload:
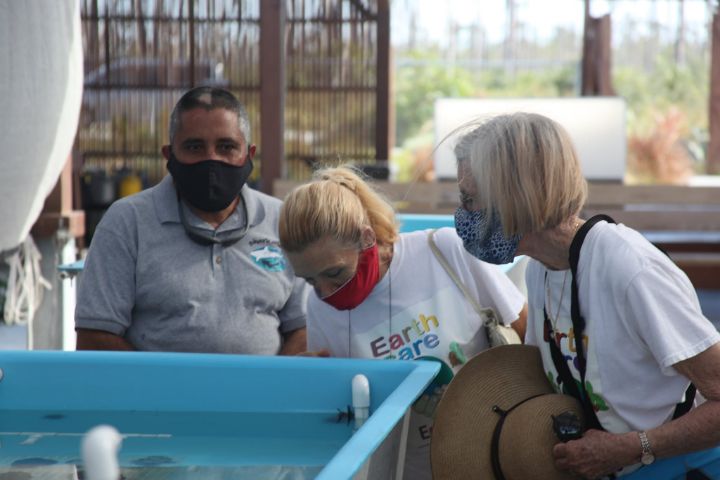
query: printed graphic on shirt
250 245 286 272
364 289 483 367
368 313 443 360
353 287 487 457
542 315 609 414
249 237 280 247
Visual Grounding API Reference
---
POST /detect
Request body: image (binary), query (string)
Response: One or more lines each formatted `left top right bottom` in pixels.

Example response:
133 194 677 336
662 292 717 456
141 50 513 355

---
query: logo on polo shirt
250 245 286 272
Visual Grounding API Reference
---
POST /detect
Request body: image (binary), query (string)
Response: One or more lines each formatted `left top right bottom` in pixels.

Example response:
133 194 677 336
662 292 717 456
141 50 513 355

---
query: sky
391 0 713 47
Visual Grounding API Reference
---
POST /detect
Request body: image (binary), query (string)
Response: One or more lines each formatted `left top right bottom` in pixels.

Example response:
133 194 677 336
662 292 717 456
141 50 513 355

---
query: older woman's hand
553 429 640 479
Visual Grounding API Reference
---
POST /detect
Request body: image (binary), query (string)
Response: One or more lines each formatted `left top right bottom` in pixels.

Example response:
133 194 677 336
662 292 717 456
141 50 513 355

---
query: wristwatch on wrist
638 431 655 465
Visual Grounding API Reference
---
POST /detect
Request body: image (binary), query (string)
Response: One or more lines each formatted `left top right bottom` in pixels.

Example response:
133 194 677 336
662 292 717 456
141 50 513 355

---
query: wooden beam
272 179 720 230
581 13 614 96
31 156 85 239
273 175 720 288
189 0 195 86
708 12 720 174
596 14 614 95
581 209 720 232
581 1 595 95
375 0 391 162
260 0 286 193
586 183 720 205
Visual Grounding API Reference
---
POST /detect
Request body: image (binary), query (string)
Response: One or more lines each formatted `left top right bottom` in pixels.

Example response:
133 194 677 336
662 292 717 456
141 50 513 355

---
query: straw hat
431 344 584 480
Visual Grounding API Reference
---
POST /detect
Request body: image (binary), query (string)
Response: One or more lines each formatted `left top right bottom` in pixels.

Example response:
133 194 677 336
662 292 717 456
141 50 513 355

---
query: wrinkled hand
553 429 637 479
297 349 331 357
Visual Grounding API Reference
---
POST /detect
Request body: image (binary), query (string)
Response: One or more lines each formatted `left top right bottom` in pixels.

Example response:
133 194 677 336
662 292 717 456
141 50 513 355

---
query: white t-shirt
526 221 720 475
307 227 525 480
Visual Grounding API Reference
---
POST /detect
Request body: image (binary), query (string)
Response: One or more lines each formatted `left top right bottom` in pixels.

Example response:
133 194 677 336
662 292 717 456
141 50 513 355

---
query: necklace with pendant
545 270 569 346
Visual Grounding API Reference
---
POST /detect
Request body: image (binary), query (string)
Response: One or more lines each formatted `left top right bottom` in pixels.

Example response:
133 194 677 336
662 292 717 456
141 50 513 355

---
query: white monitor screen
433 97 627 181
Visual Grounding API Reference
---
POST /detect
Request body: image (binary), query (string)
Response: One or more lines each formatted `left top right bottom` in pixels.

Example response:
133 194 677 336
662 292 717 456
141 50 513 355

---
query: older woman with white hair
452 112 720 479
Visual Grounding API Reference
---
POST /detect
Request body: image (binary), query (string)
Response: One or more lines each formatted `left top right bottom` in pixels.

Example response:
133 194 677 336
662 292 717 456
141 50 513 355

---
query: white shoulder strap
426 229 497 322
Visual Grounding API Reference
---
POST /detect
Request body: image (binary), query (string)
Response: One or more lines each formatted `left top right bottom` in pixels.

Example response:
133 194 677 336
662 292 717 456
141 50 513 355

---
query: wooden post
376 0 391 162
31 155 85 239
260 0 286 193
708 12 720 174
582 12 614 96
581 1 595 94
189 0 195 86
596 14 614 95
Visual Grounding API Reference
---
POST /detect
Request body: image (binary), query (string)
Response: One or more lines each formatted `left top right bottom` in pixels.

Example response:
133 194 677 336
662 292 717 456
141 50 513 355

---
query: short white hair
454 112 587 235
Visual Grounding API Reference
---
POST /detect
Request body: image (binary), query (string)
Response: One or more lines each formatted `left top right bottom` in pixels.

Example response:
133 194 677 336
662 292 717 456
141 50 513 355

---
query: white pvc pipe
81 425 122 480
352 374 370 430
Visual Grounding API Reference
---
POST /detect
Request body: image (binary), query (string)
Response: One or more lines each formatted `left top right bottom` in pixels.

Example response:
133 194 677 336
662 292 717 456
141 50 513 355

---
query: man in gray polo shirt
75 87 309 354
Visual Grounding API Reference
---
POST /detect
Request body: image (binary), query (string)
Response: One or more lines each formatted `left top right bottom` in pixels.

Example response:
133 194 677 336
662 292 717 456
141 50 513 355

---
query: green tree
394 53 475 146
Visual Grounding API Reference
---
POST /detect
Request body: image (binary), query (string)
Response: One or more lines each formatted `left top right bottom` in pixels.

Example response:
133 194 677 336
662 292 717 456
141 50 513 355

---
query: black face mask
167 152 254 212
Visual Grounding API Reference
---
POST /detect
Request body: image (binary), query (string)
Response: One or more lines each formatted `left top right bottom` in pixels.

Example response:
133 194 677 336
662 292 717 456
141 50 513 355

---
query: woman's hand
297 349 331 357
553 429 640 479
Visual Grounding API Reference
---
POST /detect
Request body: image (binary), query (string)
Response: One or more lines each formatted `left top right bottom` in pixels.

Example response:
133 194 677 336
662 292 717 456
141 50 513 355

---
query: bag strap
561 214 695 429
673 384 696 419
544 303 602 430
427 230 498 324
540 214 620 463
568 214 614 382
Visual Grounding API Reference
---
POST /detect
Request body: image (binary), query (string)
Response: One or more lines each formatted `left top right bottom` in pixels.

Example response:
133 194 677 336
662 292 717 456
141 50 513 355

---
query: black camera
552 411 583 442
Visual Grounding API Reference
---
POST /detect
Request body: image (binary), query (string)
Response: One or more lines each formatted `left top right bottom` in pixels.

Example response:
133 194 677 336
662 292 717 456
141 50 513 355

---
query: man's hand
553 429 640 479
279 327 308 356
76 329 134 351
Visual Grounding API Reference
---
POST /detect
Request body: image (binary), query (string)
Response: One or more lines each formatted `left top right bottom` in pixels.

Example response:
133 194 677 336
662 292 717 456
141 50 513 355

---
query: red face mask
321 243 380 310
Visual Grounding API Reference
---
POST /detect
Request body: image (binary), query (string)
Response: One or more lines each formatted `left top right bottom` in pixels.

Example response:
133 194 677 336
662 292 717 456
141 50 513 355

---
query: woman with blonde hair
453 112 720 478
279 165 527 480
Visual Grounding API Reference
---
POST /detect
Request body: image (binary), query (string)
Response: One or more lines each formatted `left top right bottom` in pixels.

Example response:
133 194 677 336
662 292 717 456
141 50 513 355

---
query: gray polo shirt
75 175 308 353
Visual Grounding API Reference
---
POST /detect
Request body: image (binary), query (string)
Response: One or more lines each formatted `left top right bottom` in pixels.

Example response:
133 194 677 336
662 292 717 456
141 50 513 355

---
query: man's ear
248 144 257 159
161 145 172 161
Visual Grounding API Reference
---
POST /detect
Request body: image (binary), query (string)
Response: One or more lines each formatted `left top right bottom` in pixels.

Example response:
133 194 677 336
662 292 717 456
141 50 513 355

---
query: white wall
433 97 627 181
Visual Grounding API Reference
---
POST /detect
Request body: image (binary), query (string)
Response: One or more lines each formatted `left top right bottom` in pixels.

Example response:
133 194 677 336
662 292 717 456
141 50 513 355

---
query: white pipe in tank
352 374 370 430
81 425 122 480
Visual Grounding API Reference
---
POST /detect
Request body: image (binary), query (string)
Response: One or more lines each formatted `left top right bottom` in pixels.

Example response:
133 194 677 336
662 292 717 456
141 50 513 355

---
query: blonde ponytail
279 166 399 253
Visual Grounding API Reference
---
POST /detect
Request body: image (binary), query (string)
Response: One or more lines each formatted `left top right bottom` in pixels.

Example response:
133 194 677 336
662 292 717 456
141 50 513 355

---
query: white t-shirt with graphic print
307 227 525 480
525 220 720 475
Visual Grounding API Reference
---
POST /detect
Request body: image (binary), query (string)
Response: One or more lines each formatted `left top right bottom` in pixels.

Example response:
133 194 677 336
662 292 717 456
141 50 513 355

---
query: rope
2 236 52 347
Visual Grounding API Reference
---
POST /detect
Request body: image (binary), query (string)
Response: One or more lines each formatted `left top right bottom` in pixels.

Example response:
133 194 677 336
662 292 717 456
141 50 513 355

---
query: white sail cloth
0 0 83 253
